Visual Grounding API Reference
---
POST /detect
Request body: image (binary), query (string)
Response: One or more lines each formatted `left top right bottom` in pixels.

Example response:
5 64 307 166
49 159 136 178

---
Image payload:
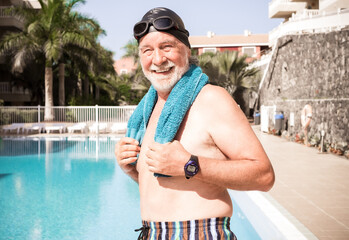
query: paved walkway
253 126 349 240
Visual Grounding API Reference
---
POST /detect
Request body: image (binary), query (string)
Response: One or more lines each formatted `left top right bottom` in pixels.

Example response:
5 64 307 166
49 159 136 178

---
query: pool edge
229 190 318 240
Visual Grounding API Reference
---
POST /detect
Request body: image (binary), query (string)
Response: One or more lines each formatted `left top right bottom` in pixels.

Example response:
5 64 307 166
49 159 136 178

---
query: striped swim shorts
135 217 237 240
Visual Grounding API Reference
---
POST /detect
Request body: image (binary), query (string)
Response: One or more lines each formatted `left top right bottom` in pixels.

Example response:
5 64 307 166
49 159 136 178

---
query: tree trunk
44 67 54 121
77 73 82 96
83 77 89 98
95 85 100 100
58 63 65 106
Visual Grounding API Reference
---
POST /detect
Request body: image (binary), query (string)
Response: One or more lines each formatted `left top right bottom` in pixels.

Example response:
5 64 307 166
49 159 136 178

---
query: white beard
142 59 189 94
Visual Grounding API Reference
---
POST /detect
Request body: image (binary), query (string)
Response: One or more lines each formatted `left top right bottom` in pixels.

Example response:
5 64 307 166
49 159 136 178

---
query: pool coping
230 190 318 240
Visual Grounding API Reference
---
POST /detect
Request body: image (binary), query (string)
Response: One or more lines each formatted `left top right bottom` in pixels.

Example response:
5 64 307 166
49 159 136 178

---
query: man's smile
151 66 174 74
152 67 173 73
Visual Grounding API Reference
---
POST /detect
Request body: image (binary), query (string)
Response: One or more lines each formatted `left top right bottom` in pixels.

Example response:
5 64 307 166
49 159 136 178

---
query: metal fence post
95 104 99 134
38 105 40 123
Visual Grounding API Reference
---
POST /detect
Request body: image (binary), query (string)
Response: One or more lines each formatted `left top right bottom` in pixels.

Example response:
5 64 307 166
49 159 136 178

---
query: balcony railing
0 6 22 20
0 6 24 29
291 9 320 21
269 8 349 46
0 82 30 94
0 82 11 93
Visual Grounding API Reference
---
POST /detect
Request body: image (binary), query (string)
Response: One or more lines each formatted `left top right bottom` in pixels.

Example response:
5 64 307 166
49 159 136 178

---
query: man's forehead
139 32 181 47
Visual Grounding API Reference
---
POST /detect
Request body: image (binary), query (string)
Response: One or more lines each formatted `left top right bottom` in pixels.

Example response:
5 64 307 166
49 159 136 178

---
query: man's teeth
153 67 172 73
155 69 168 73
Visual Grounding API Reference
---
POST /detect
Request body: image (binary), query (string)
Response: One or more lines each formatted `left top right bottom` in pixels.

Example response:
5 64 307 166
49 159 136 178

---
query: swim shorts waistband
136 217 237 240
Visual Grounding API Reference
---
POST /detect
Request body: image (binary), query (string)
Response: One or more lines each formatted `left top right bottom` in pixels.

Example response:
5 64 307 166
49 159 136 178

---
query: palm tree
58 1 105 105
0 0 102 120
122 39 139 63
215 51 259 94
197 52 221 86
88 43 117 102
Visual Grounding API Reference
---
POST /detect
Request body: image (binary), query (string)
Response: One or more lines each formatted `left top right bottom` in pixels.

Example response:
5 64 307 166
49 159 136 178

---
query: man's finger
119 137 139 146
121 151 139 159
145 148 154 159
148 166 156 173
121 157 138 165
145 156 157 168
121 144 141 152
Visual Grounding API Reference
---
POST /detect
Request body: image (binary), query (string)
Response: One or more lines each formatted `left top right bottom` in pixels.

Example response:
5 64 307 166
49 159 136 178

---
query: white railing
0 105 136 125
269 8 349 46
249 52 272 68
291 9 320 21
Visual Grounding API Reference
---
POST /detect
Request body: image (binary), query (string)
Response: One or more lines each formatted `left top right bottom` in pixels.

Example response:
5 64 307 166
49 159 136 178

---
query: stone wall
259 30 349 152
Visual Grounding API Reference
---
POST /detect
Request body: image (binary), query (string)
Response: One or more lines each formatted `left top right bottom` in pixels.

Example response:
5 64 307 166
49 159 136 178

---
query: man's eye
163 45 172 50
142 49 152 54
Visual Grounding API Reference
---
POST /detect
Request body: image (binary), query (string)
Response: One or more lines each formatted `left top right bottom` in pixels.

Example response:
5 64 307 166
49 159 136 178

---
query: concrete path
253 126 349 240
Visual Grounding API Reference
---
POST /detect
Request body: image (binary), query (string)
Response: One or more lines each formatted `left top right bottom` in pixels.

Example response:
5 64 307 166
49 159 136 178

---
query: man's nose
152 49 166 66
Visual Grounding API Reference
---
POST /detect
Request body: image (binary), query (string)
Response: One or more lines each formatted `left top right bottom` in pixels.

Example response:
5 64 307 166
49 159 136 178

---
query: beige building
189 31 270 63
0 0 40 105
113 57 137 76
268 0 349 45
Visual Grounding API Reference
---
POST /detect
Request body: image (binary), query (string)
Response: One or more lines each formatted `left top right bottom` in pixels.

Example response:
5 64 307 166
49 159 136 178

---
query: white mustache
149 62 175 72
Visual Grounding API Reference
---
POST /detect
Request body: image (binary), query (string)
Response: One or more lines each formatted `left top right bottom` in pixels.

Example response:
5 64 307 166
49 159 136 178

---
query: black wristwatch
184 155 200 179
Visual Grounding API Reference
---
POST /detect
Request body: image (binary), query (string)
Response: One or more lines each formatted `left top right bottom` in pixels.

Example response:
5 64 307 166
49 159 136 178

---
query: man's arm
145 85 275 191
197 85 274 191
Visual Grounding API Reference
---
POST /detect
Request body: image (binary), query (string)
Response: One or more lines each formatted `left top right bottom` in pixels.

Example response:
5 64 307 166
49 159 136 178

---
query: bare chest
139 102 225 166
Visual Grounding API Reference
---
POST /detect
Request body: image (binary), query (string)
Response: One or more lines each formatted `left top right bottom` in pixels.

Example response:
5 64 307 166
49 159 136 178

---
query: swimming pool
0 136 262 240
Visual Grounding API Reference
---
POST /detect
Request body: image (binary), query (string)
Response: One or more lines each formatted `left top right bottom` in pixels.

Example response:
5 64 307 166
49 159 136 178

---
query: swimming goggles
133 16 189 40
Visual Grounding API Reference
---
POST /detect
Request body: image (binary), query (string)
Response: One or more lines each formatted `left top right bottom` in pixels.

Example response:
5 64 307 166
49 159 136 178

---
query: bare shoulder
195 84 241 116
193 84 251 137
192 85 262 163
198 84 233 102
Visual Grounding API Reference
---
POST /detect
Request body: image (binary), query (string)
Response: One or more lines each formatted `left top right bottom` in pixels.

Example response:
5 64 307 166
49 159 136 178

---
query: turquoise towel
126 65 209 176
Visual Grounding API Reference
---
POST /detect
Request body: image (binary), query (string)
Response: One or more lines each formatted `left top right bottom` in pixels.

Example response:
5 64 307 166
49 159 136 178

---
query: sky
78 0 283 60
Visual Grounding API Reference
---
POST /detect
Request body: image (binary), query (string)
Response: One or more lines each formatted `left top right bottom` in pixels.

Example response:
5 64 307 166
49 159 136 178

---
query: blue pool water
0 137 261 240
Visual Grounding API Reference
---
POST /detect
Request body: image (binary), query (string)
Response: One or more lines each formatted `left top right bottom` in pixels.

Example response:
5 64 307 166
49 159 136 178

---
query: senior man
115 7 275 240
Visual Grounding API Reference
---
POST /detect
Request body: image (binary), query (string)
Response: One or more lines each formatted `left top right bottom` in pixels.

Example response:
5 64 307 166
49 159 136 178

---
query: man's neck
157 90 171 101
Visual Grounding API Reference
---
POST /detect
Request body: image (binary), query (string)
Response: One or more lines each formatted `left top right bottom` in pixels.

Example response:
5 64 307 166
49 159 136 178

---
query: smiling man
115 7 275 240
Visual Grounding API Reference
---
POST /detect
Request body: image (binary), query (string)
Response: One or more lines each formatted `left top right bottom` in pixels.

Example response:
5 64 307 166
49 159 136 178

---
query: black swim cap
134 7 191 48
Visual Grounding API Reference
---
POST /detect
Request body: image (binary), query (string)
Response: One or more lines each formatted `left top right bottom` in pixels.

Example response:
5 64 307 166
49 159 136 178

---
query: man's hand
145 140 191 177
115 137 140 181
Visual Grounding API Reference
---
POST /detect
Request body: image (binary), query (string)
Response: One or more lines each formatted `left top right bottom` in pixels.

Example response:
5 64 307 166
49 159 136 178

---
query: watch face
187 165 197 173
184 156 199 179
185 161 198 176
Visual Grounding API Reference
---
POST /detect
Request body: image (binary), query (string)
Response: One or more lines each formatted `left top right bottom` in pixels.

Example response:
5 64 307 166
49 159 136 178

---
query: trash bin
275 113 284 132
254 113 260 125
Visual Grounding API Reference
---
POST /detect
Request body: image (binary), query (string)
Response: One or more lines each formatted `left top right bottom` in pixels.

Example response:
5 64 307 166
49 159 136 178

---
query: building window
203 48 217 54
242 47 256 57
120 69 128 75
